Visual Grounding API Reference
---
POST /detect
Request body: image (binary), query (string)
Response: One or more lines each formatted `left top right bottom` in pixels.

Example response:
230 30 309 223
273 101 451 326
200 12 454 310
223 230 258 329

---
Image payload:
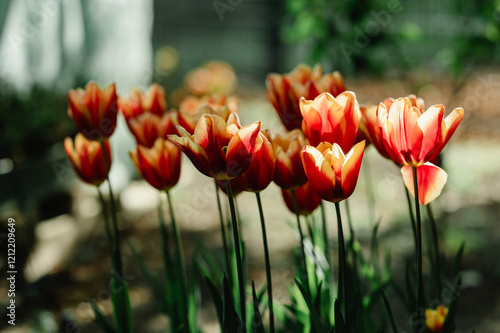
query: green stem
334 202 347 317
166 190 190 331
412 167 425 333
306 215 318 292
320 201 328 258
214 179 232 288
362 154 376 228
100 141 132 333
404 183 418 256
291 189 310 294
344 199 355 240
225 180 246 331
255 192 274 333
97 186 113 255
427 204 442 297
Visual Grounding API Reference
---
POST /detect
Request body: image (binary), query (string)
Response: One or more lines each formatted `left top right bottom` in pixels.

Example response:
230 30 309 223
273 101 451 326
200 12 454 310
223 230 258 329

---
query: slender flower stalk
427 204 442 297
255 192 274 333
320 201 328 257
165 190 190 330
291 190 310 293
97 187 113 257
404 184 418 254
412 167 425 333
334 202 347 317
214 179 232 288
100 141 132 333
225 180 246 331
157 192 175 319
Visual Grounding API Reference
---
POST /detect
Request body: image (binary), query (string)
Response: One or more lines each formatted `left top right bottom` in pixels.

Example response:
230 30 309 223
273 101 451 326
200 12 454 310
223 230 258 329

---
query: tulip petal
226 121 262 178
417 105 445 162
401 162 448 205
301 145 336 202
168 134 213 178
340 140 365 200
443 107 464 146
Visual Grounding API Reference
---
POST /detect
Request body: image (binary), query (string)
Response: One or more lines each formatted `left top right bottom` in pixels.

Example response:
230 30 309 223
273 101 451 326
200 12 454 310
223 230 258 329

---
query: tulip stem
255 192 274 333
412 167 425 333
214 179 232 288
320 201 328 259
99 141 132 333
334 202 347 318
404 183 418 256
291 189 310 294
97 186 113 255
427 204 442 297
362 154 376 228
225 180 246 331
165 190 190 330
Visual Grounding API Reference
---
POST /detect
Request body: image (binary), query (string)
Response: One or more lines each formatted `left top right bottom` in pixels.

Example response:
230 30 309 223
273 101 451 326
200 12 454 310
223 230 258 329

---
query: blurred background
0 0 499 331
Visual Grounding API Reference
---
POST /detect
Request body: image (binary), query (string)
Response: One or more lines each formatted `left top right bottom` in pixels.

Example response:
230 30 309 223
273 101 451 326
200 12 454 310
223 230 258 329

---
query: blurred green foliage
281 0 500 77
0 82 75 159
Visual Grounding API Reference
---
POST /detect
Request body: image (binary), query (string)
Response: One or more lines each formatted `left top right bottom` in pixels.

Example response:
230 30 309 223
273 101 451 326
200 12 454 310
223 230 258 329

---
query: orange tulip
266 64 346 131
130 138 181 191
184 61 237 96
64 133 111 186
376 97 463 205
301 141 365 203
168 113 262 180
425 305 448 333
119 83 167 123
377 97 463 167
272 129 309 190
178 95 237 134
282 181 321 215
299 91 361 151
238 131 276 192
68 82 118 141
128 111 179 148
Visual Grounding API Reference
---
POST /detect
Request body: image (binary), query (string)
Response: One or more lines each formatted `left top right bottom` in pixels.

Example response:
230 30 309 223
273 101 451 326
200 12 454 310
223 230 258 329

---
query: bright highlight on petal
401 162 448 205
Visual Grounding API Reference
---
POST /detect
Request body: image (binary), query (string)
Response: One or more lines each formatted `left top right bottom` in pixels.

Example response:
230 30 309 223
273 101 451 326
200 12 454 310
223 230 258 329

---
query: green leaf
380 288 399 333
294 278 326 333
223 274 241 333
452 241 465 279
205 277 223 327
334 298 347 333
110 271 133 333
88 298 117 333
442 277 461 333
251 281 265 333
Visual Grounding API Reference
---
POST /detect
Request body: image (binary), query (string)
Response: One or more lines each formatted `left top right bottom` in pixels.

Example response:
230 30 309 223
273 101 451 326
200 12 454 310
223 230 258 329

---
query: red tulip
68 82 118 141
184 61 237 96
168 113 262 180
301 141 365 203
215 178 245 197
119 83 167 123
377 97 463 167
400 163 448 205
64 133 111 186
299 91 361 151
238 131 276 192
130 138 181 191
128 111 179 148
178 94 237 134
282 181 321 215
272 129 309 190
266 64 346 131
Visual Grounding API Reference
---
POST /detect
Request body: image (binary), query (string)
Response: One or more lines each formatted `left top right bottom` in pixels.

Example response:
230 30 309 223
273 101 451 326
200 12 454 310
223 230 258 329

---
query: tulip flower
128 111 179 148
178 95 237 134
184 61 237 96
299 91 361 151
272 129 309 190
377 97 463 205
266 64 346 131
168 113 261 180
301 141 365 203
425 305 448 333
215 178 245 197
64 133 111 186
68 82 118 141
282 181 321 215
130 138 181 191
119 83 167 124
377 97 463 167
238 131 275 192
